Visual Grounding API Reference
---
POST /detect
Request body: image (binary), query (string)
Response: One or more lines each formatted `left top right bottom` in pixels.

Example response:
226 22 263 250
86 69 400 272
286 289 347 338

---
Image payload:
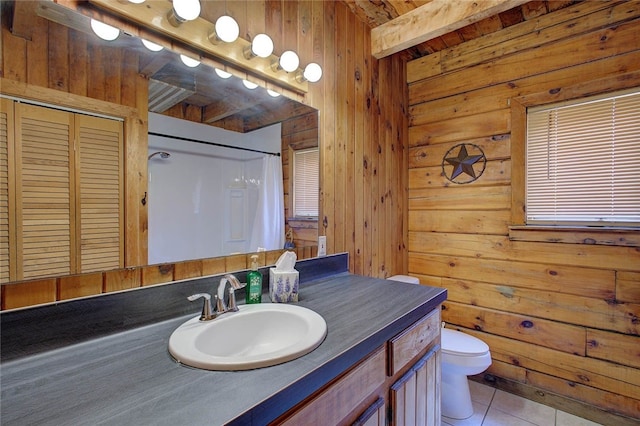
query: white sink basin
168 303 327 371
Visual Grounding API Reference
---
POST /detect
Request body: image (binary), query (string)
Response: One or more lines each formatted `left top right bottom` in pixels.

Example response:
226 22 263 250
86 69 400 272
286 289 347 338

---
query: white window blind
526 89 640 227
293 148 319 217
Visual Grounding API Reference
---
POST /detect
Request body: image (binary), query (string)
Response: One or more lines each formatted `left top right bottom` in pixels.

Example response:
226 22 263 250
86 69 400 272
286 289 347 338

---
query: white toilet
387 275 492 420
441 327 492 419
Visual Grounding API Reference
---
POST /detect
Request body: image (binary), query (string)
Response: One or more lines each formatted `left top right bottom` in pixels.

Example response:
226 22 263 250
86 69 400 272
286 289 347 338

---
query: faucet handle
188 293 216 321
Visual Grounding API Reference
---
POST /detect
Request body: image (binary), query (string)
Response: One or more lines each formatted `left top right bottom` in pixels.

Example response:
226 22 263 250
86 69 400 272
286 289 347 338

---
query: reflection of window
293 147 319 217
526 88 640 227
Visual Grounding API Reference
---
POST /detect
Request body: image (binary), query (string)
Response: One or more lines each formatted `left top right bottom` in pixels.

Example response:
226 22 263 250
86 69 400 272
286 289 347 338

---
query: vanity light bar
88 0 310 94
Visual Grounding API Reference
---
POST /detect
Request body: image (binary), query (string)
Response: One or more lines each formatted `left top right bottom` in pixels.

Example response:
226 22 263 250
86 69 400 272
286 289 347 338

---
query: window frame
291 146 319 219
509 78 640 247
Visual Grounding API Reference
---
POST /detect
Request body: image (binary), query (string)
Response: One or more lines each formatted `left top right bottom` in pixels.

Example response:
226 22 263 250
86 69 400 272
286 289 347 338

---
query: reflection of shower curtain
250 155 285 251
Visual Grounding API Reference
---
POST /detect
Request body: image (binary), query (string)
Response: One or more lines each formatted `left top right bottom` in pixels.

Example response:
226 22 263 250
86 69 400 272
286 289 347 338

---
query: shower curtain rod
149 131 281 156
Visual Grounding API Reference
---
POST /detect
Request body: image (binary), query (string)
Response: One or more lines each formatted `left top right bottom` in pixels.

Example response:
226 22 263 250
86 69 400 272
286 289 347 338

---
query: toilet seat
441 328 489 357
387 275 420 284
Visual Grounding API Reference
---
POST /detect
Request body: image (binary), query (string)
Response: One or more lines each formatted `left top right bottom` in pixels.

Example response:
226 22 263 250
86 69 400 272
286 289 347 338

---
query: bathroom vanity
1 254 446 425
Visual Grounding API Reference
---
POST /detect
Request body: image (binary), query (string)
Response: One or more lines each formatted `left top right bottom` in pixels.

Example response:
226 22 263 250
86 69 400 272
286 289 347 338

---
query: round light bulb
279 50 300 73
267 89 281 98
303 62 323 83
215 68 232 79
180 54 200 68
90 19 120 41
242 80 258 90
173 0 201 21
128 0 146 4
141 39 163 52
215 15 240 43
251 34 274 58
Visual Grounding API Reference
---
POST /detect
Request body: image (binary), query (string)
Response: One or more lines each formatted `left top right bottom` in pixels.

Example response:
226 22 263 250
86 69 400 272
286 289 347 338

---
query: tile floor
441 380 603 426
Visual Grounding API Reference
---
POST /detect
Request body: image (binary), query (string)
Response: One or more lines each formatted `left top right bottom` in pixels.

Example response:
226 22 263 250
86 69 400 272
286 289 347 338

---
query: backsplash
0 247 318 311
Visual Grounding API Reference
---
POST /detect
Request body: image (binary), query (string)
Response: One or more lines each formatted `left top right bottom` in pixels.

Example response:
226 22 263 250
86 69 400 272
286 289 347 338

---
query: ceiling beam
371 0 530 59
203 96 263 123
10 1 37 40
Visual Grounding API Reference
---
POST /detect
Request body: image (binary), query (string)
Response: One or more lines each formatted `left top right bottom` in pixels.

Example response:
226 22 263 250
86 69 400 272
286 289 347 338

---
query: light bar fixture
89 0 318 93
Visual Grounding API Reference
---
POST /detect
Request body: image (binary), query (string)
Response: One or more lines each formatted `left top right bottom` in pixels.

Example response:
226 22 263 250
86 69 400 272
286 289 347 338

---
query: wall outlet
318 236 327 256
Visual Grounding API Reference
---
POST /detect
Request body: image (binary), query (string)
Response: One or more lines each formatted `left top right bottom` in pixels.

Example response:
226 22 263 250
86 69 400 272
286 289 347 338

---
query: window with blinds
526 88 640 227
293 148 319 217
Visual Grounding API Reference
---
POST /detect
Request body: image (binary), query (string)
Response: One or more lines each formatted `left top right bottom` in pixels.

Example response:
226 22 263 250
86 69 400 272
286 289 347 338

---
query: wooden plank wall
0 1 407 308
324 2 408 278
406 1 640 421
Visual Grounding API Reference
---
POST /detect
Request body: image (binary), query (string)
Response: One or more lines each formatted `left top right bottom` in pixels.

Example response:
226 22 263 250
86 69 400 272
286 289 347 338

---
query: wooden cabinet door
352 398 386 426
390 345 441 426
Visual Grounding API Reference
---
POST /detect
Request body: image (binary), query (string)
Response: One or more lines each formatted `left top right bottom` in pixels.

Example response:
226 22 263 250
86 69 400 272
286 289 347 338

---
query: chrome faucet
187 274 246 322
216 274 245 313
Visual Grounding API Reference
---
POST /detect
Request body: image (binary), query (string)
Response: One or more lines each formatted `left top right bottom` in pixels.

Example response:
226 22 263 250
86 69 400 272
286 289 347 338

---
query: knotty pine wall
0 1 407 309
407 1 639 422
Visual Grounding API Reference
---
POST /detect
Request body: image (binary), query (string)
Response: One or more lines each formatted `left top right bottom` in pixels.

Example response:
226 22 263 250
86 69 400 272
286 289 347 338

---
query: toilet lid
441 328 489 356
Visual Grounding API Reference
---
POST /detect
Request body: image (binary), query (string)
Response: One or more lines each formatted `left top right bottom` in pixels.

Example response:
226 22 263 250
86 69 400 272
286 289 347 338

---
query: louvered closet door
0 99 13 283
75 115 123 273
14 103 75 280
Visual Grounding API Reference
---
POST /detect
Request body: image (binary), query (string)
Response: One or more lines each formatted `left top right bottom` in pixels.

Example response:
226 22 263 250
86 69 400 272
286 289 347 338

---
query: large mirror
1 1 319 297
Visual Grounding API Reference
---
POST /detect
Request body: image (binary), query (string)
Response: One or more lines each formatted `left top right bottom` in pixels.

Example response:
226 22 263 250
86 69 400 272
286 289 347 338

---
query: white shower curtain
250 155 285 251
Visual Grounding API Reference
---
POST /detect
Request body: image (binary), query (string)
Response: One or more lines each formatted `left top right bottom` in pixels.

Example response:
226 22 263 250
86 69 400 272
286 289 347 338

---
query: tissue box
269 268 299 303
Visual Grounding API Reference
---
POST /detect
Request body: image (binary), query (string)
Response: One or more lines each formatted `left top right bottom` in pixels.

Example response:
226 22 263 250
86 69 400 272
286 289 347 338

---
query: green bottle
246 255 262 304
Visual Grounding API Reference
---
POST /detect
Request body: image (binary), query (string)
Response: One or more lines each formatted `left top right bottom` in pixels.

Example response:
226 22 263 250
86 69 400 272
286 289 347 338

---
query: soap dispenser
246 255 263 304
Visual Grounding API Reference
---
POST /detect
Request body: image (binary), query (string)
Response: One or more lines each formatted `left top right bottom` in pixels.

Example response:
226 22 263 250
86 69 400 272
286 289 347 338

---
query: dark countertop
1 260 446 425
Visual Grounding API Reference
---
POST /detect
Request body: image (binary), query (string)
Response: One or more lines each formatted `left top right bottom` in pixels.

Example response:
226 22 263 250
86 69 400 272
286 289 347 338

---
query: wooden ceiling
344 0 578 60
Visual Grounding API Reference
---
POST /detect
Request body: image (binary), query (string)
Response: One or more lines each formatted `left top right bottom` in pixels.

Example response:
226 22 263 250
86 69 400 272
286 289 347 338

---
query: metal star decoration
442 143 486 184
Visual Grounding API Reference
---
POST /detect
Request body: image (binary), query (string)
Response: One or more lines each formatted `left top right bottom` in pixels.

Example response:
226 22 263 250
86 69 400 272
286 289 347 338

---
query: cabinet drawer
388 308 441 376
280 346 386 425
